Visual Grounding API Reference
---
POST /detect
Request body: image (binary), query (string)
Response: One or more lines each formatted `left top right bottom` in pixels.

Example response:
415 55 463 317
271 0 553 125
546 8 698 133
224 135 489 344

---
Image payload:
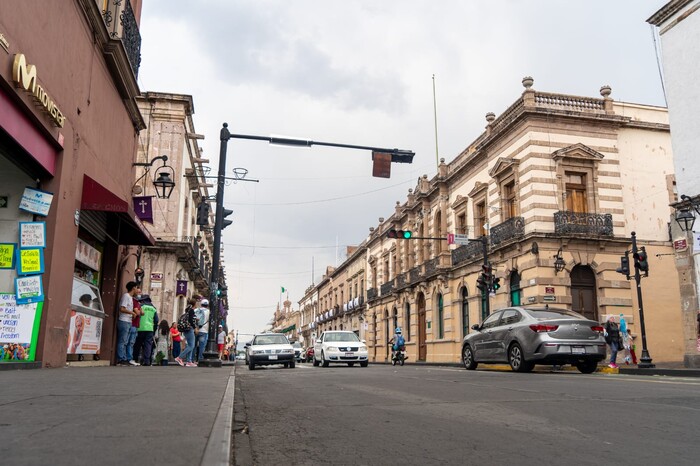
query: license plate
345 352 354 357
269 355 278 360
571 346 585 354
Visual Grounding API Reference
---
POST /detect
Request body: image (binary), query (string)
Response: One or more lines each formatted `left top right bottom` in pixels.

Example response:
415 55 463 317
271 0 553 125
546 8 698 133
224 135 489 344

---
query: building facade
302 79 683 365
0 0 155 368
649 0 700 367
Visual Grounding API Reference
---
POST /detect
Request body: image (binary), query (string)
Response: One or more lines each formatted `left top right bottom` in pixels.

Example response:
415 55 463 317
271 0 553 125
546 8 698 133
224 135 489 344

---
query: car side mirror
244 343 250 348
471 324 481 331
361 340 366 344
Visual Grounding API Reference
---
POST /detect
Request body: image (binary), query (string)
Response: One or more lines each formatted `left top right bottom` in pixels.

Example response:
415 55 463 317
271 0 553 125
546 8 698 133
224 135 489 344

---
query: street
234 362 700 466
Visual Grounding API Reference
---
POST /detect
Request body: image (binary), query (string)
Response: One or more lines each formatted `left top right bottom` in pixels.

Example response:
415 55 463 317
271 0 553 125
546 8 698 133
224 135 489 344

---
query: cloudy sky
137 0 668 338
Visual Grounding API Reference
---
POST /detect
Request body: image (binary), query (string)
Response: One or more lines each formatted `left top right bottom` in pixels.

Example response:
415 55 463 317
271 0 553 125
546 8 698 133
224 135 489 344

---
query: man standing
126 297 142 366
196 299 210 362
133 295 159 366
117 282 140 365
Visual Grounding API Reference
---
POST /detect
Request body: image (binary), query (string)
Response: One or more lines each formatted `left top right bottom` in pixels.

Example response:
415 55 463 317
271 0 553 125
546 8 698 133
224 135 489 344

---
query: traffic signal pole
199 123 231 367
631 231 654 368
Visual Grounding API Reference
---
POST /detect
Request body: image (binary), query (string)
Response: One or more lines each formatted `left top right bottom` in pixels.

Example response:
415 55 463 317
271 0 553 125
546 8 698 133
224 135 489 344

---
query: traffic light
491 277 501 292
634 247 649 276
476 275 488 293
477 263 492 294
222 208 234 229
218 285 228 298
387 229 412 239
616 252 630 278
196 201 210 226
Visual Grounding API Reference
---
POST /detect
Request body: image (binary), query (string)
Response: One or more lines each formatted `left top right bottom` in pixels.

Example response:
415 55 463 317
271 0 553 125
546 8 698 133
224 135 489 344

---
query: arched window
434 210 443 254
392 307 398 332
405 301 411 341
510 270 522 306
461 287 469 337
437 293 444 339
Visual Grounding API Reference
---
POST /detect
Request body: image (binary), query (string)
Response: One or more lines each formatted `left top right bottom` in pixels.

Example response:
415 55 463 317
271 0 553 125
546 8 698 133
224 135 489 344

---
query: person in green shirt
133 295 159 366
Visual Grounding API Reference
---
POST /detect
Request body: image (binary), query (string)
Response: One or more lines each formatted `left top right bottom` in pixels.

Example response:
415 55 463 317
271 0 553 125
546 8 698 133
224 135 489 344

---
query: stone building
648 0 700 367
133 92 220 325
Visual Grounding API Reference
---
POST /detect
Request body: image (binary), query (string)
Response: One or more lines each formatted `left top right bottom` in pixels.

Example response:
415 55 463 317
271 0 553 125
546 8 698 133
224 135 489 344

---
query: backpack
177 310 192 332
195 308 207 328
396 335 405 347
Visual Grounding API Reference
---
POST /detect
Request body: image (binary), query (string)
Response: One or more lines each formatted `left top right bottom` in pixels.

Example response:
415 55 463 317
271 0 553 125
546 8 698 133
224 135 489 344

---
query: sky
137 0 668 338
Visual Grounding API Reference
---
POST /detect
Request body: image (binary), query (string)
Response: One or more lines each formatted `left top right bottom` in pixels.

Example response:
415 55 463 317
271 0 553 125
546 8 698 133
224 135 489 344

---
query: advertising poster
66 310 102 355
0 293 43 362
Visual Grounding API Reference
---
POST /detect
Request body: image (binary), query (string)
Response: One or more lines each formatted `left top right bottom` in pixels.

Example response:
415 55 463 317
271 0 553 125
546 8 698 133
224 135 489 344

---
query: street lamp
553 247 566 273
675 195 698 232
132 155 176 199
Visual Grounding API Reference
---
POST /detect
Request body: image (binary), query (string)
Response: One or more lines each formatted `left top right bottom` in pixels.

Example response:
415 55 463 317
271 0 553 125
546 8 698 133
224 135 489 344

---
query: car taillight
591 325 604 333
529 324 559 333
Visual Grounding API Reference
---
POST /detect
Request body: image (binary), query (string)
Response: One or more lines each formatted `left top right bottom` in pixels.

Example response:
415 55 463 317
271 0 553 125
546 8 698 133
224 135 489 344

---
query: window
405 301 411 341
392 308 398 331
371 266 377 289
565 172 587 213
502 180 517 219
457 213 467 235
434 210 443 254
475 201 487 237
461 287 469 337
437 293 444 339
384 258 390 283
481 311 503 329
509 270 522 306
500 309 520 326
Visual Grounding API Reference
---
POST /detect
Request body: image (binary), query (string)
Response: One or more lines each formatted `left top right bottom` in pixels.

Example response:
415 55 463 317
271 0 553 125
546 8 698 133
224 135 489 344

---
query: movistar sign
12 53 66 128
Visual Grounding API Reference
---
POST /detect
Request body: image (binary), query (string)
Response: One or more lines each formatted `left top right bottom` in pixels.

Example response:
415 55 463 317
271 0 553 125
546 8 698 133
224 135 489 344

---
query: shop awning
280 324 296 333
80 175 155 246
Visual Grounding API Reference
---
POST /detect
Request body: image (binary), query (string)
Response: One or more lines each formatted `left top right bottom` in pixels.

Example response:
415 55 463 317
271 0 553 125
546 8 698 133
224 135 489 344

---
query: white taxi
313 331 368 367
246 333 295 370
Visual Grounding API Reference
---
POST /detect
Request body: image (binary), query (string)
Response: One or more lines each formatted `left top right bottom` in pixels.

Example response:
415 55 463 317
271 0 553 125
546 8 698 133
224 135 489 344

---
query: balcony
490 216 524 246
380 281 394 296
451 241 482 267
395 273 407 289
554 211 613 237
424 257 440 276
409 267 422 285
367 287 378 301
98 0 142 77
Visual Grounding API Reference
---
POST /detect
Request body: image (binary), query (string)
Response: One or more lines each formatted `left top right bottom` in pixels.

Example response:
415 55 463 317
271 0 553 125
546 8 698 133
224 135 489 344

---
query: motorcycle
391 345 407 366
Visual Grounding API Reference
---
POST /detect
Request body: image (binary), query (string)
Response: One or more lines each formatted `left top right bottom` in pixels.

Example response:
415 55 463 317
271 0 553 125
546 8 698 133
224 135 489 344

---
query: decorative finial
485 112 496 123
600 85 612 98
522 76 534 89
379 217 384 223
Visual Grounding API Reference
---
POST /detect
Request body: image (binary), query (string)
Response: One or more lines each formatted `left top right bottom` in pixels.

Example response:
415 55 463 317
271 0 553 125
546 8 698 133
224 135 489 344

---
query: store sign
673 238 687 252
19 187 53 217
0 32 8 53
545 287 555 294
67 310 102 355
12 54 66 127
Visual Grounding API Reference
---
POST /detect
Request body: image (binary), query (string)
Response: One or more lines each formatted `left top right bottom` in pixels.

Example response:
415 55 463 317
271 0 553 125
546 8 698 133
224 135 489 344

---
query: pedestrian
217 325 226 360
154 320 171 366
133 295 159 366
195 299 211 361
170 322 182 361
175 298 198 367
116 281 140 366
604 315 621 369
126 296 143 366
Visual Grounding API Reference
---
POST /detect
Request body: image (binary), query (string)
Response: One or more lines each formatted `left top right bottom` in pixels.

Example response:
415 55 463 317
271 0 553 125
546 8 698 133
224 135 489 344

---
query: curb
200 366 236 466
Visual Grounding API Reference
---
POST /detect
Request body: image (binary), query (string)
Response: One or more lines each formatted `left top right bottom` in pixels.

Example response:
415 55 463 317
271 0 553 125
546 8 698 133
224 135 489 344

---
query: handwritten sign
17 248 44 275
18 187 54 216
19 222 46 248
15 275 44 304
0 243 16 269
0 294 38 344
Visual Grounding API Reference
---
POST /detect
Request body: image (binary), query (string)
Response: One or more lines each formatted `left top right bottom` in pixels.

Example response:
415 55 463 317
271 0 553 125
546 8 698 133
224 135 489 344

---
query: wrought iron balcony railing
424 257 439 276
395 273 407 289
367 287 378 301
98 0 142 77
451 241 482 267
409 267 421 285
380 281 394 296
490 216 525 246
554 211 613 236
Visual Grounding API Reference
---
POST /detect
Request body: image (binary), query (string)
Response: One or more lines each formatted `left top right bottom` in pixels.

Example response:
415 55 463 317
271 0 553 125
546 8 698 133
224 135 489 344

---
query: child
217 325 226 360
154 320 171 366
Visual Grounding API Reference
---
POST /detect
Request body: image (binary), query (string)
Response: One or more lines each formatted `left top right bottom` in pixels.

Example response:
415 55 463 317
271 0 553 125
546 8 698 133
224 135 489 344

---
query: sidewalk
0 364 235 466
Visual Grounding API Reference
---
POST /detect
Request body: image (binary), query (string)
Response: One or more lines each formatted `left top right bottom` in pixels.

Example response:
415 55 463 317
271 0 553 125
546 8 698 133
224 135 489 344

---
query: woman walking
604 315 621 369
175 298 198 367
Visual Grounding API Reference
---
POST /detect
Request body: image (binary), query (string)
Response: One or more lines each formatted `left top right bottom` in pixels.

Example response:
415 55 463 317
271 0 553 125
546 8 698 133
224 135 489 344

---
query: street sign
372 152 391 178
447 233 470 245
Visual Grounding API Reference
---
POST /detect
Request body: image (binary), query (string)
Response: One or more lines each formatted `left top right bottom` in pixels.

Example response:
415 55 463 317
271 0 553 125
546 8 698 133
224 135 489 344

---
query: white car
246 333 296 370
313 331 368 367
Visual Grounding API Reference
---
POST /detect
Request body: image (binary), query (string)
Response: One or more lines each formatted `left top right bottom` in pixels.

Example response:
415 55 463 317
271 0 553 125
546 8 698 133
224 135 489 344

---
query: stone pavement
0 364 235 466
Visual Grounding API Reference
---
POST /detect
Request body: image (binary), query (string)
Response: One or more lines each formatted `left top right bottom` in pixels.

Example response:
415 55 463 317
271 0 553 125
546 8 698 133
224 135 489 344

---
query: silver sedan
462 306 607 373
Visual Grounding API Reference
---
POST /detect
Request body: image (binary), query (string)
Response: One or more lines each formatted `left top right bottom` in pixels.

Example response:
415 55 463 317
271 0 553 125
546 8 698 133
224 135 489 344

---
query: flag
281 286 286 293
133 196 154 224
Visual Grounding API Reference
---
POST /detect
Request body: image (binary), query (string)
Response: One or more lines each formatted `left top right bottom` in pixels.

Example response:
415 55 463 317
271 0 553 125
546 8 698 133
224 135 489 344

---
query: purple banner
132 196 153 224
176 280 188 297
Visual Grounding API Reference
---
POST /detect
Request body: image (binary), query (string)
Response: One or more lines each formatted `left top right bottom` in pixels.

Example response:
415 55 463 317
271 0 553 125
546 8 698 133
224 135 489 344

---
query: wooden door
417 293 427 361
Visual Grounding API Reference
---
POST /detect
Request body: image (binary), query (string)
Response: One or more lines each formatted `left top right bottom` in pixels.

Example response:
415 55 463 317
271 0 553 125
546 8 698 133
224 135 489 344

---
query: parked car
246 333 296 370
305 346 314 363
313 331 368 367
461 306 606 374
291 341 304 362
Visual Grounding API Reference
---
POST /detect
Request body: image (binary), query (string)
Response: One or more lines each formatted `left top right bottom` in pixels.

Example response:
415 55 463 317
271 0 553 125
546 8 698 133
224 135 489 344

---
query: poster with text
0 293 42 362
67 310 102 355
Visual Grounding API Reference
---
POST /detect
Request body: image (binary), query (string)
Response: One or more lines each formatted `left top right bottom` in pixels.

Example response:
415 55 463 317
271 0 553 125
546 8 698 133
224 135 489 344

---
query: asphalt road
233 362 700 466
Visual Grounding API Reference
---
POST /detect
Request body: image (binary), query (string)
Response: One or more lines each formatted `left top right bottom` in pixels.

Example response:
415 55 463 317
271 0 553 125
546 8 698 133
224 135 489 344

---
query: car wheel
283 363 289 368
576 360 597 374
360 361 368 367
508 343 533 372
290 360 296 369
313 356 320 367
462 345 478 370
321 351 330 367
248 361 255 371
347 362 355 367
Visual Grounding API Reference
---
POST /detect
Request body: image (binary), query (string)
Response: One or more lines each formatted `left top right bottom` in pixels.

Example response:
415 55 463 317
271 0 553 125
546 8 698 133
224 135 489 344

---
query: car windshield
324 332 360 342
253 335 289 345
526 309 584 320
292 342 302 348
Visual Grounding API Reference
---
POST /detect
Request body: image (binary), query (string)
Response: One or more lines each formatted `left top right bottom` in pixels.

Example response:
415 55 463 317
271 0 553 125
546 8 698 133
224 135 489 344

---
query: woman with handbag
604 315 621 369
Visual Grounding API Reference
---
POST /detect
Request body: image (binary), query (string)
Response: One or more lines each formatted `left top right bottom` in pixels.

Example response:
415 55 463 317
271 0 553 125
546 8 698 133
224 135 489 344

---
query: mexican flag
281 286 286 293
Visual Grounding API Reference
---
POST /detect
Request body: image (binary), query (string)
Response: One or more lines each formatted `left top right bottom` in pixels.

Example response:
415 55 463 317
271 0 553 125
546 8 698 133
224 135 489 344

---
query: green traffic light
402 231 412 239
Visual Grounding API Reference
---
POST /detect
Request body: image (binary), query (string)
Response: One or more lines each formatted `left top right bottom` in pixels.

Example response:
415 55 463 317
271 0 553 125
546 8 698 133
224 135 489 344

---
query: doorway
417 292 427 361
571 265 598 321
